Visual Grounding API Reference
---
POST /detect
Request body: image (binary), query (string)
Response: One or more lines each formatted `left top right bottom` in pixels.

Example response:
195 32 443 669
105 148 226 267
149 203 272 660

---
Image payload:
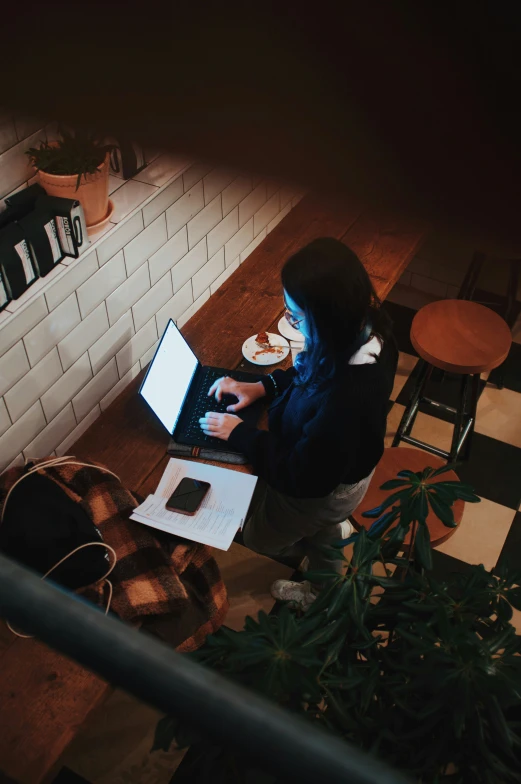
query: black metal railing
0 552 409 784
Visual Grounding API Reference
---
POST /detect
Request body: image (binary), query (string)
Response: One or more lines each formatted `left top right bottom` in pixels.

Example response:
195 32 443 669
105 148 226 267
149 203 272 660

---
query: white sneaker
340 520 354 539
271 579 317 610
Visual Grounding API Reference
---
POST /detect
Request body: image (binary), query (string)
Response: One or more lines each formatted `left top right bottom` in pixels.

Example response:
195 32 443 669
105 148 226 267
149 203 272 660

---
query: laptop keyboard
185 369 235 442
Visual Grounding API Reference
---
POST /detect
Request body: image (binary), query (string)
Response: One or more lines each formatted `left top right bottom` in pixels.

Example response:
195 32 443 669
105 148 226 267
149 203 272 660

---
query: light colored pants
243 472 374 575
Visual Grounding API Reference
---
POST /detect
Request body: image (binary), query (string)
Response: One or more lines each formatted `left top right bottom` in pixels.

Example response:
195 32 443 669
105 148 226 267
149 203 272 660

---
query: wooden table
0 193 427 783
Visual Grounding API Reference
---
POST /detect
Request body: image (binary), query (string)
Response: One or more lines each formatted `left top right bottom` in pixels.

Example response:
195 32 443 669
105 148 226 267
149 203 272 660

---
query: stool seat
352 448 464 547
411 299 512 375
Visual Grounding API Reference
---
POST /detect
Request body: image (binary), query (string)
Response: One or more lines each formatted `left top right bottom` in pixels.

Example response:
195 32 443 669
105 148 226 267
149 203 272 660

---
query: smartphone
165 478 211 516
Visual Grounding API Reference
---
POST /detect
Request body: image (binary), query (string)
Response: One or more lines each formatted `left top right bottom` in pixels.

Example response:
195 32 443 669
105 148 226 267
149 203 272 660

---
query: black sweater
228 341 398 498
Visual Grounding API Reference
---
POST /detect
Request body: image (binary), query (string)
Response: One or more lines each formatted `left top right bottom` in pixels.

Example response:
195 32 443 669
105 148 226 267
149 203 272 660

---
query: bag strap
7 540 117 639
1 455 122 524
2 455 120 639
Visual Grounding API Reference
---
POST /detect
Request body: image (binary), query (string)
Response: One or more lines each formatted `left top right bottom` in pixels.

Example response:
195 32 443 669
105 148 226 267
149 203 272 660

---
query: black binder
0 223 39 299
19 209 64 276
36 195 90 259
0 264 11 312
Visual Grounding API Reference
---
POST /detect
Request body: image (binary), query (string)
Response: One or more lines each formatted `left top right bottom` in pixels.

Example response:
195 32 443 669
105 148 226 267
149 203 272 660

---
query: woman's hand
207 376 266 412
199 412 242 441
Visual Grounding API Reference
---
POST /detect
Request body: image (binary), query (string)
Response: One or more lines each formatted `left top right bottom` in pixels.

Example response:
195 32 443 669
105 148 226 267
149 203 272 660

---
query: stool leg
458 251 485 300
449 374 470 462
462 374 481 461
392 360 430 447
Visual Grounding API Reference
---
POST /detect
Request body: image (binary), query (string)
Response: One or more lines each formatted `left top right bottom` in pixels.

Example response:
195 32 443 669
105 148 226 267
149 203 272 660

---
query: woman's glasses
284 307 305 331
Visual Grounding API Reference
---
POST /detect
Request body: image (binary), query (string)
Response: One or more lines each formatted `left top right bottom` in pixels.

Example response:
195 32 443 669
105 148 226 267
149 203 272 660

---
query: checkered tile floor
383 293 521 585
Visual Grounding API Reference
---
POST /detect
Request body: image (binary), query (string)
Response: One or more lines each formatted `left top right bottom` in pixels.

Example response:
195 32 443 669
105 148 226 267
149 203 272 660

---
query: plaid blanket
0 457 229 652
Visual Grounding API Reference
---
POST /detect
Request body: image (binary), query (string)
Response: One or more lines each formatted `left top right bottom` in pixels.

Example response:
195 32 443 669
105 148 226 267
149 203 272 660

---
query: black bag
0 459 113 591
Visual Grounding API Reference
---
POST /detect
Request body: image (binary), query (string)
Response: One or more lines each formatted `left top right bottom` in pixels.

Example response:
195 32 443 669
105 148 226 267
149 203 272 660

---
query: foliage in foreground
155 465 521 784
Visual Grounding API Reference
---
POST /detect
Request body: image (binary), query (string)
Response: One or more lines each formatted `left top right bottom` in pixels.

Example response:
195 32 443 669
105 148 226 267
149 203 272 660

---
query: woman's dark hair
281 237 392 387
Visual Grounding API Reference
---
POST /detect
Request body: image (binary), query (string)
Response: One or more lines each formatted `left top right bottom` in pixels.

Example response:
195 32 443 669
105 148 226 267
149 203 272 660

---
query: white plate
242 333 290 365
278 315 304 343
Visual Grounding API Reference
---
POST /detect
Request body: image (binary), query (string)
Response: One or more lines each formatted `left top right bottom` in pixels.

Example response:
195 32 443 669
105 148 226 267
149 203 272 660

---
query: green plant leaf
379 478 411 490
304 569 341 583
370 575 402 588
435 480 481 503
361 488 414 518
367 508 399 538
151 715 178 752
505 587 521 611
326 580 351 619
396 469 421 483
414 522 433 570
429 462 461 478
427 491 456 527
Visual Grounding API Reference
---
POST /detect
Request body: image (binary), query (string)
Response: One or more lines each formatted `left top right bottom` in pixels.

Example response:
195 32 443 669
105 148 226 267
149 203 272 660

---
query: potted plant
154 465 521 784
26 129 115 228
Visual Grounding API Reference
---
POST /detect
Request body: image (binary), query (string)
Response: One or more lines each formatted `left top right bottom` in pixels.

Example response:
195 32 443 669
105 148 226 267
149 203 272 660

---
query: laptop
139 319 264 452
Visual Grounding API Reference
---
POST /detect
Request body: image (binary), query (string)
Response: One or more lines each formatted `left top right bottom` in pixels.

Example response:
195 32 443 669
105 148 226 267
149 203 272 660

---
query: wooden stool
351 447 465 547
458 251 520 388
393 300 512 461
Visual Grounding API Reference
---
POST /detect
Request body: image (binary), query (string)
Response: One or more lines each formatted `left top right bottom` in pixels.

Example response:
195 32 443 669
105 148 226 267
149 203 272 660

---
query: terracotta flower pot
37 152 110 227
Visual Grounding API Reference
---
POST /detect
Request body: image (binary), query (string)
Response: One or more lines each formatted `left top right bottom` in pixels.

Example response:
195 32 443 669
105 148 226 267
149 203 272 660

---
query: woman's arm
228 399 359 497
259 367 297 400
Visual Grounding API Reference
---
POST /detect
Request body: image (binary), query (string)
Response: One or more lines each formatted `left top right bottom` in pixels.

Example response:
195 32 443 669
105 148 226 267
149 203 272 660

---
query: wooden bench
0 193 427 784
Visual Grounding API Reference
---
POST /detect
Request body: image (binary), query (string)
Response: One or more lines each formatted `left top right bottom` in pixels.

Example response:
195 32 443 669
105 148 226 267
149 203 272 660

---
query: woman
199 237 397 609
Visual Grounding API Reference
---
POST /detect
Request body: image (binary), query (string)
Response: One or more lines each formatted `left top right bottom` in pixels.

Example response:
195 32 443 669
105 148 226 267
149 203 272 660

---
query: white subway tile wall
222 175 252 217
148 227 188 286
5 348 62 422
210 257 240 295
123 213 167 277
24 294 81 367
24 404 77 461
131 272 172 332
203 167 236 205
0 398 11 438
56 404 101 457
155 281 193 336
253 192 280 237
192 249 225 300
239 183 267 228
116 318 158 378
105 263 150 326
100 362 141 412
110 180 158 223
142 177 183 227
224 218 253 265
135 154 191 188
45 250 99 312
166 181 205 239
0 341 30 397
40 352 92 423
186 194 222 249
207 207 238 259
0 401 47 469
77 251 126 319
139 343 159 370
171 238 207 293
0 157 301 466
89 311 134 375
72 358 119 422
182 162 214 193
177 288 211 329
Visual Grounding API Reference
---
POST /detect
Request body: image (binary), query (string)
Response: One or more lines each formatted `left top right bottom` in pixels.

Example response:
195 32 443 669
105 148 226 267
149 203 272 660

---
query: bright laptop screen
139 319 198 434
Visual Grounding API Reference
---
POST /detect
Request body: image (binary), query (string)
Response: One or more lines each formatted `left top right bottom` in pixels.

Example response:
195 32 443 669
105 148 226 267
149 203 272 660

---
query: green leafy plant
26 127 115 190
154 465 521 784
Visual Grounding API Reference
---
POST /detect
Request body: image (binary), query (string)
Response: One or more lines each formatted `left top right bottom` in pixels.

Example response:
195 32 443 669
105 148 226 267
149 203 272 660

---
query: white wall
0 154 304 471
